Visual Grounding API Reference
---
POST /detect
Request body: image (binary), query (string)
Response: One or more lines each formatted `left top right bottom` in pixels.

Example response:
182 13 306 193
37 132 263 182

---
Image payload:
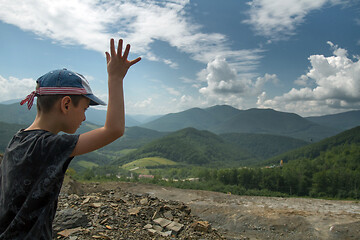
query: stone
166 221 184 233
160 230 172 237
153 224 163 232
143 224 152 229
153 217 172 227
191 221 211 233
57 227 83 237
128 207 142 215
140 197 148 205
53 208 89 232
82 196 91 204
91 202 102 208
147 228 157 234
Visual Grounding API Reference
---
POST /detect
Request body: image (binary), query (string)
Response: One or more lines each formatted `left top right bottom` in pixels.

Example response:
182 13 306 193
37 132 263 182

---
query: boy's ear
60 96 72 113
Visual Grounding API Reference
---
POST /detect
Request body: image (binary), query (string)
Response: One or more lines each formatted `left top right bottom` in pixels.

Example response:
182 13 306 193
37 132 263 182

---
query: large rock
53 208 89 233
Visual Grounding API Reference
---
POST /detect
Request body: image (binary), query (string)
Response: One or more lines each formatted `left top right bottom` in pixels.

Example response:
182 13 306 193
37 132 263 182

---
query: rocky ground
54 178 228 240
55 178 360 240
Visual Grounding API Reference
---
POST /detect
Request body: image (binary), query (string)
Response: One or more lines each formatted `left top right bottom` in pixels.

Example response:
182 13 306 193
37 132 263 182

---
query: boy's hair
36 95 84 113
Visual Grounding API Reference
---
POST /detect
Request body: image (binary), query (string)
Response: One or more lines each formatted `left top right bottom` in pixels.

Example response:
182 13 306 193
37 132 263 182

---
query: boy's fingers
110 38 116 56
117 39 123 57
123 44 130 60
130 57 141 66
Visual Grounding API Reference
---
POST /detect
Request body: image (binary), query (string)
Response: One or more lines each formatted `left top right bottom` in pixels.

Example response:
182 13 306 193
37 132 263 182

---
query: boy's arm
71 39 141 157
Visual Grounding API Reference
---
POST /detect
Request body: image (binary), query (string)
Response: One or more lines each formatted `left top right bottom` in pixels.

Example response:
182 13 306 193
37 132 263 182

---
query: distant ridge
2 102 359 142
141 105 340 142
306 110 360 131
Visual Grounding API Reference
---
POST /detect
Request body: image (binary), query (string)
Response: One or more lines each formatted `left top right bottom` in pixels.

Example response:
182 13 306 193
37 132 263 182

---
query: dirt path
94 182 360 240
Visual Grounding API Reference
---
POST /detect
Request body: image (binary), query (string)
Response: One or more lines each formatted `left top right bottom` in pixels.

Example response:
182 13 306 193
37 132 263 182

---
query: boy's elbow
104 124 124 140
112 127 124 139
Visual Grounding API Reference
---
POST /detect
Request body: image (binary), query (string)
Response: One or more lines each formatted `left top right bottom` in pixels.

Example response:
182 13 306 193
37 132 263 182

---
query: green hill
258 126 360 198
220 132 309 160
70 125 167 172
113 127 258 167
262 126 360 166
141 105 339 142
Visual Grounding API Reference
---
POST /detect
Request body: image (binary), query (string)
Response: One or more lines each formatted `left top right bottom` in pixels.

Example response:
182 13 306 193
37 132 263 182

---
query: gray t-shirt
0 129 79 240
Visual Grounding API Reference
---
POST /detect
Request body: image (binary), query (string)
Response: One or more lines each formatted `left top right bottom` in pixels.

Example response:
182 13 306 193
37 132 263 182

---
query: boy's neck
26 111 63 134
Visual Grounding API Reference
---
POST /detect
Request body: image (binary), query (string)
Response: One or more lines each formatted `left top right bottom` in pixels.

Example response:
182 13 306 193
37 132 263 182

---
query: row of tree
191 143 360 199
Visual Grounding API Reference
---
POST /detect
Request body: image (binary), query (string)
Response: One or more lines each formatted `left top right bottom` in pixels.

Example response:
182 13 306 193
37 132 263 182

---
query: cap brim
85 94 106 106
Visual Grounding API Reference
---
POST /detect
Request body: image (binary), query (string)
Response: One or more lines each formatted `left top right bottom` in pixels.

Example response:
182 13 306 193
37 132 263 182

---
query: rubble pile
54 181 226 239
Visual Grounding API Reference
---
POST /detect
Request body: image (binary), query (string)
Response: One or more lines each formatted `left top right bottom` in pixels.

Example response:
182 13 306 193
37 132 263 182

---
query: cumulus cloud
258 42 360 116
0 75 35 102
0 0 262 72
243 0 342 41
198 57 278 107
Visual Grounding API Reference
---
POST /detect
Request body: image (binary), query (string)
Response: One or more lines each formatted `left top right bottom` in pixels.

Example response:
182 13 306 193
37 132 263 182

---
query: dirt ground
80 181 360 240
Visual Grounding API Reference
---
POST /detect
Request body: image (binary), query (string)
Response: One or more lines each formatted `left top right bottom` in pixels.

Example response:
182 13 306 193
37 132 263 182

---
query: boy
0 39 141 239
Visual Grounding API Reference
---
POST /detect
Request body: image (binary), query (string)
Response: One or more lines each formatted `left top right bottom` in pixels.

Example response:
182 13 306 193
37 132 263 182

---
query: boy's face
66 97 90 134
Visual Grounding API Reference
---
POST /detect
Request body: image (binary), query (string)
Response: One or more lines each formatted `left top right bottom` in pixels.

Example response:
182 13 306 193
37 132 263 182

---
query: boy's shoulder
6 129 79 161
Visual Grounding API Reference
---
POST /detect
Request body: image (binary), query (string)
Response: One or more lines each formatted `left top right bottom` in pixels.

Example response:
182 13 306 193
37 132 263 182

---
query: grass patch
121 157 177 174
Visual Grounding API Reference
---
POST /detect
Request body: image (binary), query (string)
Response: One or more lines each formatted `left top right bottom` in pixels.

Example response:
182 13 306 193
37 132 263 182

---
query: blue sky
0 0 359 117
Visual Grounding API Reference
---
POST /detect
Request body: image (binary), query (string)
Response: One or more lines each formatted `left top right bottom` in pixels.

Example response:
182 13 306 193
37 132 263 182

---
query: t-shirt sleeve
40 133 79 172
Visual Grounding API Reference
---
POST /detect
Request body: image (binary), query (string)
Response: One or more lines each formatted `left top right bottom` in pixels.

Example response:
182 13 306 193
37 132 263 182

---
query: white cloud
198 57 278 107
0 75 35 102
243 0 342 40
258 42 360 116
0 0 262 72
133 97 153 109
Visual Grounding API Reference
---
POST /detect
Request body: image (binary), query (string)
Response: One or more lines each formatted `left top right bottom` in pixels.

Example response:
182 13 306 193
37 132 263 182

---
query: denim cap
20 68 106 109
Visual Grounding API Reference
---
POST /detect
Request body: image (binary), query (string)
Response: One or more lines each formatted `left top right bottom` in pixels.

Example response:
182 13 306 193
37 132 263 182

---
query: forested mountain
220 133 308 160
191 126 360 199
141 106 339 141
306 110 360 131
113 127 259 167
263 126 360 166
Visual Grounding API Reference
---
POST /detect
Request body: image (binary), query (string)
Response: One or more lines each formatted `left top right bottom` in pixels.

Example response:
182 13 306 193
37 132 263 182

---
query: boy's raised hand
105 38 141 80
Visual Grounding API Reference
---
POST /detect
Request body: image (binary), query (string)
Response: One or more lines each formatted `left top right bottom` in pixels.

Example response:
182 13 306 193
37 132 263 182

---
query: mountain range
140 105 354 142
2 102 360 142
1 102 360 172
